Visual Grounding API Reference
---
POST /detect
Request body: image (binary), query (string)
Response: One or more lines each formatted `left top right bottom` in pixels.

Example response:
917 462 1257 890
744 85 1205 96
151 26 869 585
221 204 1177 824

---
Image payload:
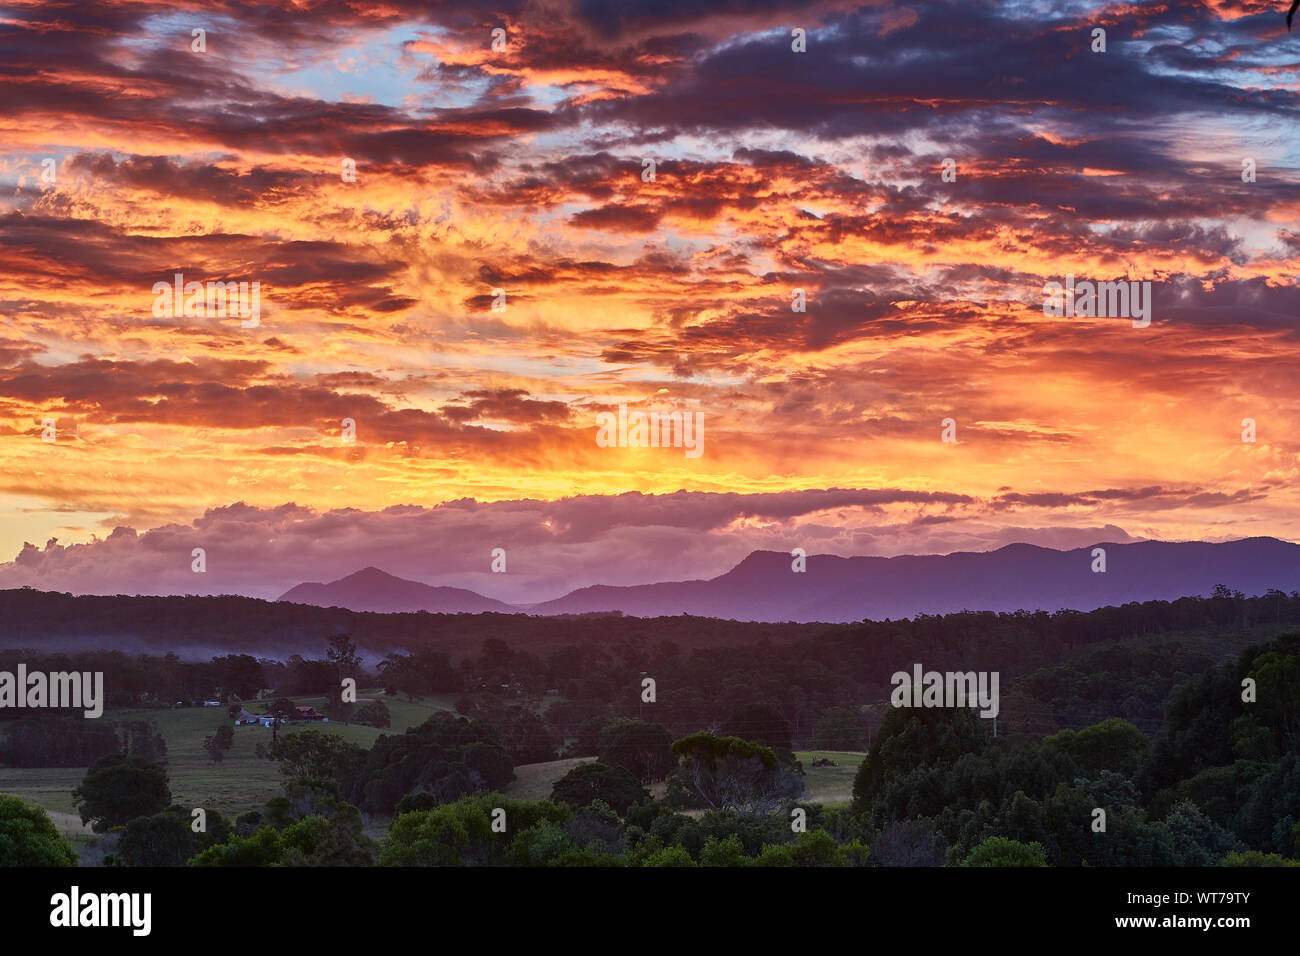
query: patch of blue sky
0 148 77 189
2 147 235 192
714 17 851 57
426 340 606 380
504 126 578 158
1083 216 1274 260
1229 217 1293 258
1004 0 1109 22
127 14 490 113
523 83 574 110
267 26 479 112
533 202 583 229
120 11 225 54
1153 109 1300 182
1135 18 1291 94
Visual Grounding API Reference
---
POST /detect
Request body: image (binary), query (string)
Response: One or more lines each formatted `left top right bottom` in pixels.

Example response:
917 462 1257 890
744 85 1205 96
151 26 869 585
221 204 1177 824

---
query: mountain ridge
278 566 515 614
275 536 1300 623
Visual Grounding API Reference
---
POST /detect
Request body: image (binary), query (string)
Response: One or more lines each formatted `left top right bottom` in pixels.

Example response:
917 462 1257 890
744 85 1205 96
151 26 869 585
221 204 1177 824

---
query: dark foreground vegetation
3 587 1299 866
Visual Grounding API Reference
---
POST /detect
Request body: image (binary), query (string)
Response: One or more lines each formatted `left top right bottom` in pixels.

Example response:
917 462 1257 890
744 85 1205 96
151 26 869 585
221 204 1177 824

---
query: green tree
506 819 579 866
326 633 362 672
496 706 558 764
641 845 695 867
1163 801 1242 866
191 806 373 866
463 740 515 791
1250 651 1300 751
699 834 751 867
1232 752 1300 851
1229 714 1277 761
279 806 374 866
985 774 1178 866
551 761 649 815
353 700 391 728
571 715 607 757
380 799 496 866
210 654 264 700
269 732 364 782
962 836 1048 867
669 732 803 814
1221 851 1300 867
119 720 168 766
326 633 362 723
189 827 284 867
379 794 568 866
754 830 851 867
117 808 197 866
852 707 986 809
377 648 459 698
73 754 171 832
722 702 793 752
1044 718 1148 778
0 795 77 866
598 718 675 782
1156 760 1268 829
353 713 513 814
813 707 865 751
871 819 947 867
203 723 235 764
7 716 120 768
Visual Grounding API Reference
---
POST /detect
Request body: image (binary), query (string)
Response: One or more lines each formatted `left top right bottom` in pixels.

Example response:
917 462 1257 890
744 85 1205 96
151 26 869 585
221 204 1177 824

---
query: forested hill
2 583 1299 665
0 587 829 659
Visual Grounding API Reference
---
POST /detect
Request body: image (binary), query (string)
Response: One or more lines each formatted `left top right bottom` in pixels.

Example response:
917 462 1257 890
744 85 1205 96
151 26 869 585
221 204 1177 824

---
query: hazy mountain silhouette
279 537 1300 623
278 566 515 614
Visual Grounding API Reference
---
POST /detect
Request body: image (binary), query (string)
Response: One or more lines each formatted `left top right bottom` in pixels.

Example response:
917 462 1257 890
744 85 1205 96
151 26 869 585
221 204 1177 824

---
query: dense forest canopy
4 586 1299 867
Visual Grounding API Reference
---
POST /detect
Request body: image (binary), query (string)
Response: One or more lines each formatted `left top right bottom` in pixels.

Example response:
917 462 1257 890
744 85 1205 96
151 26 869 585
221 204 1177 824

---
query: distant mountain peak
346 566 403 580
277 567 513 615
526 536 1300 623
277 537 1300 624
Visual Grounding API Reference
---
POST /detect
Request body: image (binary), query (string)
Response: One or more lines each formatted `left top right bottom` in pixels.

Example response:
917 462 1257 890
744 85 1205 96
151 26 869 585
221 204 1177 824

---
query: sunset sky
1 0 1298 602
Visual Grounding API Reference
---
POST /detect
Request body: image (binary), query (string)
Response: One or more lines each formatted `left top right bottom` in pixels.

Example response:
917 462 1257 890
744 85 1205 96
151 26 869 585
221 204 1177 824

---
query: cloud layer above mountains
1 0 1296 595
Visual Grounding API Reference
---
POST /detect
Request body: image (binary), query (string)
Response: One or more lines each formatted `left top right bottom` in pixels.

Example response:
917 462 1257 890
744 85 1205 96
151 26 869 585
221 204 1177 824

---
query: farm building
234 704 329 727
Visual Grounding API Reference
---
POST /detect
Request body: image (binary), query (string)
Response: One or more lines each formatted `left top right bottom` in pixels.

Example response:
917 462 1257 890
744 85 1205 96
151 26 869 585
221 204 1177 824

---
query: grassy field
1 690 457 821
498 751 864 807
0 767 86 816
4 709 865 847
503 756 595 801
796 750 865 805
